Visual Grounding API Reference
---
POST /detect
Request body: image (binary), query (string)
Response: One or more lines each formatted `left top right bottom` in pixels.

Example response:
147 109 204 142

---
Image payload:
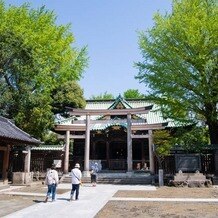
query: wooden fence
155 152 215 175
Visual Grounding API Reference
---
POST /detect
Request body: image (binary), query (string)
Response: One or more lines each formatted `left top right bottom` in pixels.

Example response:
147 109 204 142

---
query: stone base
169 172 212 187
169 179 212 187
12 172 33 185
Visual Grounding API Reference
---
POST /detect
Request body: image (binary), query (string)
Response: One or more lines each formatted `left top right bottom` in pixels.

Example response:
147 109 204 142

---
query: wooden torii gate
55 106 167 176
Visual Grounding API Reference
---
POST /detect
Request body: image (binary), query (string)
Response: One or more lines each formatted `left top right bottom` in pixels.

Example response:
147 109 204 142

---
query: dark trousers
91 174 97 183
47 184 57 200
71 184 80 200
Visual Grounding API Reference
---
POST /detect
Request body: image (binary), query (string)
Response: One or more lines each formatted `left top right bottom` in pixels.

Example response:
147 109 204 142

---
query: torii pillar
127 114 133 172
64 130 70 174
83 114 90 177
148 130 155 174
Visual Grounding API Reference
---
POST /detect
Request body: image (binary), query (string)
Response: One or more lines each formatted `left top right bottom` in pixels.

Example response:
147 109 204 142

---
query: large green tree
136 0 218 144
0 2 88 139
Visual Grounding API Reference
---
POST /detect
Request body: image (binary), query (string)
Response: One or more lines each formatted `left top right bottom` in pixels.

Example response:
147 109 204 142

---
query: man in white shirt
44 164 59 202
70 163 82 201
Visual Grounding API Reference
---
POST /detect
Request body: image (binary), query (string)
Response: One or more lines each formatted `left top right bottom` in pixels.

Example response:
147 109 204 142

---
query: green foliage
173 127 209 152
0 1 88 140
153 130 173 168
52 81 86 117
123 89 145 99
90 92 114 100
43 131 60 145
136 0 218 144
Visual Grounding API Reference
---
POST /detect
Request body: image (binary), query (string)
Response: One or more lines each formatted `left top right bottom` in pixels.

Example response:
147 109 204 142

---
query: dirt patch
114 187 218 198
0 194 45 217
11 184 70 194
95 201 218 218
96 187 218 218
0 184 71 216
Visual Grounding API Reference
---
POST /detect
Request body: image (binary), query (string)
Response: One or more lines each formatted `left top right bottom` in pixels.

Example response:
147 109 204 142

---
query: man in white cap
70 163 82 201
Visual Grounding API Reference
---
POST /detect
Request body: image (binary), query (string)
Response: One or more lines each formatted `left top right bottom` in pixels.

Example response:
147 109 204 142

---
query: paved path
3 184 218 218
3 184 156 218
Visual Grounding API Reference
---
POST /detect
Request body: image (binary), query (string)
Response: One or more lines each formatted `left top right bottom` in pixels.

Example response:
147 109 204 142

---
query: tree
173 126 209 152
90 92 114 100
136 0 218 144
153 130 173 169
52 80 86 117
123 89 145 99
0 2 88 139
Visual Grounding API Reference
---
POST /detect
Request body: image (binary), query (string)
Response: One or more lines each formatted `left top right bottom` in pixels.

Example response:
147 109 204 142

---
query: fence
155 151 215 175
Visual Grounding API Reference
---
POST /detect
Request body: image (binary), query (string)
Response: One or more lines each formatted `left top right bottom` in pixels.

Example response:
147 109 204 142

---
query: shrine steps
61 172 153 185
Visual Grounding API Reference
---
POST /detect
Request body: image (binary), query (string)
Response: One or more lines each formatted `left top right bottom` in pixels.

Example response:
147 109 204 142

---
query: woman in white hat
70 163 82 201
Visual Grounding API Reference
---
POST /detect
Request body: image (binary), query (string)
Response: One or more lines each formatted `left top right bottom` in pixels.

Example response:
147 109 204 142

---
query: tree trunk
208 121 218 145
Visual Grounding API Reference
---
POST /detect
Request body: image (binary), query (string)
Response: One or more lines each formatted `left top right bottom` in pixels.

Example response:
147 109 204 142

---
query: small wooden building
0 116 40 185
30 144 65 172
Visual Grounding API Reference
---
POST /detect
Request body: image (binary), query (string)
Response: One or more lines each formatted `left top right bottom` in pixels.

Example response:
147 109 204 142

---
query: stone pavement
3 184 156 218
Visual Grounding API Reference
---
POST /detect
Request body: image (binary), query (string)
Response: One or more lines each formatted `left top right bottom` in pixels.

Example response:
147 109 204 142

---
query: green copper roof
91 120 127 131
108 94 132 109
56 96 178 128
31 144 64 151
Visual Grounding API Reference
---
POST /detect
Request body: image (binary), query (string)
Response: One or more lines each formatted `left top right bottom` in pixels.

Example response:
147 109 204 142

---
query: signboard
53 160 62 168
175 154 201 172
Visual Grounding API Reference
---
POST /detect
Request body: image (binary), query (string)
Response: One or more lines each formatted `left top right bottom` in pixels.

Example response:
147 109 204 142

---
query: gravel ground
95 186 218 218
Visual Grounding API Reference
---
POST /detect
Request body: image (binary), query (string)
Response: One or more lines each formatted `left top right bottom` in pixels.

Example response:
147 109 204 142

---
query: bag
46 170 55 185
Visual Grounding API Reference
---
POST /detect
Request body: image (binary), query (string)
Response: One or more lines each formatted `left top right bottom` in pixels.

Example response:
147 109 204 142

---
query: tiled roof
91 120 128 130
57 97 179 128
31 144 64 151
0 116 41 145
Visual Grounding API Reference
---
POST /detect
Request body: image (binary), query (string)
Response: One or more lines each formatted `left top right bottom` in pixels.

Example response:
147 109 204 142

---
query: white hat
75 163 80 168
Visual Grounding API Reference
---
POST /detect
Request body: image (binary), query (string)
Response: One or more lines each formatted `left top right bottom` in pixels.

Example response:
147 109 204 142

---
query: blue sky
6 0 172 99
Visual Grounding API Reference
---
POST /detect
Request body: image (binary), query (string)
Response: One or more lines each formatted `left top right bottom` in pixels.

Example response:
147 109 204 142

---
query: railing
108 159 127 170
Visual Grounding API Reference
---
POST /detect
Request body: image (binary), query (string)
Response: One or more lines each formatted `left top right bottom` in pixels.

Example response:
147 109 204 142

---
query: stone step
62 174 152 185
212 176 218 185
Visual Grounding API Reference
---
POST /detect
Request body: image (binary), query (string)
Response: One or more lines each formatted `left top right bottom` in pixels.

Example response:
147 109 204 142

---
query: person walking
44 164 59 202
70 163 82 201
90 162 99 187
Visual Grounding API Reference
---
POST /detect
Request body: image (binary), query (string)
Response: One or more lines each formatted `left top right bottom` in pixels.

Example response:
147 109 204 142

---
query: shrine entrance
109 141 127 170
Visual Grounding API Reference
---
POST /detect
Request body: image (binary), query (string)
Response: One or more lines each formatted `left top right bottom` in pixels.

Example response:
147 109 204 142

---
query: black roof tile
0 116 41 145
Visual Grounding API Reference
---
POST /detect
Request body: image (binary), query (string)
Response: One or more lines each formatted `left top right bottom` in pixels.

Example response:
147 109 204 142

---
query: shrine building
55 95 174 175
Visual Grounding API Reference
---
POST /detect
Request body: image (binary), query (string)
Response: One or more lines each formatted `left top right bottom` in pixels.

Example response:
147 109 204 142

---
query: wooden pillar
141 141 145 164
64 130 70 174
106 141 110 169
83 114 90 176
92 141 96 159
127 114 132 172
148 130 154 174
2 145 10 184
24 146 31 173
215 149 218 175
